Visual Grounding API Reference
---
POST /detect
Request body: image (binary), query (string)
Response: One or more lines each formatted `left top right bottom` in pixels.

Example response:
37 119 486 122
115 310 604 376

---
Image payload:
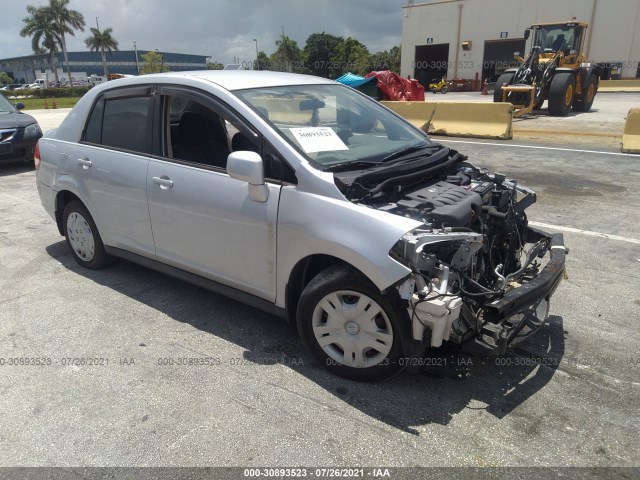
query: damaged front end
358 158 566 356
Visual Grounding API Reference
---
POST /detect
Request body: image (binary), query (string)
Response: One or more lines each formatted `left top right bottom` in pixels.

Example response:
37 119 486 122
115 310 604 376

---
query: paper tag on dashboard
290 127 349 153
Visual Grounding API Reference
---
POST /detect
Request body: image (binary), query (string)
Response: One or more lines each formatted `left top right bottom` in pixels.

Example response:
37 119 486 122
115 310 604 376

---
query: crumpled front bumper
462 227 566 356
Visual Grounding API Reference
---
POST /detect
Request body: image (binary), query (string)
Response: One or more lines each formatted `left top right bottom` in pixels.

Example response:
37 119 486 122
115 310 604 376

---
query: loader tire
573 74 597 112
493 73 514 103
548 72 575 116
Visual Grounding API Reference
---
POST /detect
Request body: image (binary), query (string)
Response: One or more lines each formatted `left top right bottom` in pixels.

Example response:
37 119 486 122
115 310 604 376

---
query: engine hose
462 272 501 294
482 205 507 219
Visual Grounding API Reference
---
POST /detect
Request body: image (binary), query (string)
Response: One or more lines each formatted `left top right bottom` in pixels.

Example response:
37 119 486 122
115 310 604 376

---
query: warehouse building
401 0 640 89
0 50 208 84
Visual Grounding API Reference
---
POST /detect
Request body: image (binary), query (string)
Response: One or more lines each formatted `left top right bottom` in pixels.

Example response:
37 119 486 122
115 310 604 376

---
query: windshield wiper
323 144 443 172
381 143 442 163
323 160 380 172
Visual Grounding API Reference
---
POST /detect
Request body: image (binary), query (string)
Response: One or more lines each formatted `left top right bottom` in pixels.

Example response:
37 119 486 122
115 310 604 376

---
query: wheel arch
54 190 104 241
55 190 82 236
285 254 369 325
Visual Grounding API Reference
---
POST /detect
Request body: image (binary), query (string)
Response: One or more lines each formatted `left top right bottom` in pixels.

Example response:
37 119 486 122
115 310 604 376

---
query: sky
0 0 407 64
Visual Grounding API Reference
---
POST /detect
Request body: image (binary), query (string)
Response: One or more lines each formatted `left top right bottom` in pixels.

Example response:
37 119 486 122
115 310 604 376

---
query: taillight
34 141 41 170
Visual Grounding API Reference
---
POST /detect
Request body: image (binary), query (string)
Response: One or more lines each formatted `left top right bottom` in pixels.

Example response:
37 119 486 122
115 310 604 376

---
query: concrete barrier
598 80 640 93
429 102 514 139
382 100 513 139
381 101 436 131
622 108 640 154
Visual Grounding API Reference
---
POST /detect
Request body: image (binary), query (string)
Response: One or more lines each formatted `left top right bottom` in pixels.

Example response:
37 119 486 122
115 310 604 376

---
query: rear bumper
462 227 566 356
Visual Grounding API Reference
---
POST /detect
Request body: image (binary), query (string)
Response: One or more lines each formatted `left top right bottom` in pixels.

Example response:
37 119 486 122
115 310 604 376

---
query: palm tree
85 27 119 77
273 34 303 73
46 0 85 87
20 5 61 84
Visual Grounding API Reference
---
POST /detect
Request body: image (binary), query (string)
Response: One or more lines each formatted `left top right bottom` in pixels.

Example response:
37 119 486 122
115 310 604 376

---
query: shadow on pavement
47 240 566 435
0 162 33 177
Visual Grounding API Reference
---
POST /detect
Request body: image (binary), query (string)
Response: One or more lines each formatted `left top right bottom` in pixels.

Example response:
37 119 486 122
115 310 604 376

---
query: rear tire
62 200 114 270
297 265 409 381
548 72 575 116
441 86 448 94
573 74 597 112
493 73 514 103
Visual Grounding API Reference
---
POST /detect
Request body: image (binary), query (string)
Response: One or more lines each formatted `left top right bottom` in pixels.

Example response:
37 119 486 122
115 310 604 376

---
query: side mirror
14 102 25 110
227 151 269 202
524 29 531 41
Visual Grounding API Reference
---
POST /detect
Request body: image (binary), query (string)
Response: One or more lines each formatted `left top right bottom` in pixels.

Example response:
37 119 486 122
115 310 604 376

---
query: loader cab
529 22 587 67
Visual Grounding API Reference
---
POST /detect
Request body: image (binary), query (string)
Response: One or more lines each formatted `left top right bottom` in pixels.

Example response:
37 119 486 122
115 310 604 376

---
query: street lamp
253 38 259 70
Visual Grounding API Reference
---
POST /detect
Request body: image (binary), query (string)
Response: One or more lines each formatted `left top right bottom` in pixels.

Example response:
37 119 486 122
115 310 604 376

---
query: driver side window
162 94 260 170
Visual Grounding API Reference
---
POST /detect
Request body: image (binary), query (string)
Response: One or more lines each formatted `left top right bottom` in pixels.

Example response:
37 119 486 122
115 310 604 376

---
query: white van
88 75 106 86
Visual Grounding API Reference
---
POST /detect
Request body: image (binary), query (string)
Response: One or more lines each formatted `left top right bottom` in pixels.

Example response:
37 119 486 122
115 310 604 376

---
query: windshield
0 93 17 115
234 84 436 170
533 25 583 55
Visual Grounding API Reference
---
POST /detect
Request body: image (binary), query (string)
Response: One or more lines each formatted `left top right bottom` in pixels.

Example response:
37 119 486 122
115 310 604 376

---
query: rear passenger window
85 96 152 154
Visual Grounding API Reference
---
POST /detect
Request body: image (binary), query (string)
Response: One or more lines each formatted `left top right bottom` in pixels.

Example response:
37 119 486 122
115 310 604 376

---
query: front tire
548 72 575 116
63 200 114 269
297 265 408 381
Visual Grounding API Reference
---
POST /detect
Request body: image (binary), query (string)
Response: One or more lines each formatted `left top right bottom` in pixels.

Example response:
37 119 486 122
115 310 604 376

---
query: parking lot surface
0 106 639 469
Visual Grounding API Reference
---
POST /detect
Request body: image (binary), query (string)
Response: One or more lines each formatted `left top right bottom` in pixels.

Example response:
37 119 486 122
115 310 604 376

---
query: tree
303 32 343 78
335 37 371 76
20 5 61 84
255 51 270 71
46 0 85 86
206 60 224 70
85 27 119 77
271 33 304 73
370 45 401 74
139 51 169 74
0 72 13 85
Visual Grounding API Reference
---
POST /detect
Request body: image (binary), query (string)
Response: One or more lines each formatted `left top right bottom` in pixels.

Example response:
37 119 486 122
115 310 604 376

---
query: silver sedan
35 71 565 381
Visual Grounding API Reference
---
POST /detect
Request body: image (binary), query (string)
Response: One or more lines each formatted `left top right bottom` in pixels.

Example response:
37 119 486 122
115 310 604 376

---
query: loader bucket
501 82 537 118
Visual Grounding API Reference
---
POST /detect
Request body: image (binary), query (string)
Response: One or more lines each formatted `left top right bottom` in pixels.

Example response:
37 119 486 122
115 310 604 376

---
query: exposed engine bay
334 150 566 355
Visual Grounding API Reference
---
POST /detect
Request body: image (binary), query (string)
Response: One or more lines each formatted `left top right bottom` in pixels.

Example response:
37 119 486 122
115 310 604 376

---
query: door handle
77 158 92 169
152 176 174 189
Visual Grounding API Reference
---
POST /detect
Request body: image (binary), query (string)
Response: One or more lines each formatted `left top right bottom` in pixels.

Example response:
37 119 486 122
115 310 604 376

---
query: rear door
73 86 155 257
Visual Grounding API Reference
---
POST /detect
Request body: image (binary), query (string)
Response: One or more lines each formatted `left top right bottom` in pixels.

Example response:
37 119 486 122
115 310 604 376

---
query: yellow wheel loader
493 20 601 117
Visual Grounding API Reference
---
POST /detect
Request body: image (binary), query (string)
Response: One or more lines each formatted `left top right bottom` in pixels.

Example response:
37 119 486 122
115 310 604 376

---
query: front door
146 89 280 301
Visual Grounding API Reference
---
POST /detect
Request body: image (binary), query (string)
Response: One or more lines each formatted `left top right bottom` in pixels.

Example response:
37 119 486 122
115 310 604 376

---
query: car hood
0 112 37 129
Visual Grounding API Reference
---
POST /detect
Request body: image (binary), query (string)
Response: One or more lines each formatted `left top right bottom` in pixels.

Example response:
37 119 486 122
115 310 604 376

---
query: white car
34 71 565 381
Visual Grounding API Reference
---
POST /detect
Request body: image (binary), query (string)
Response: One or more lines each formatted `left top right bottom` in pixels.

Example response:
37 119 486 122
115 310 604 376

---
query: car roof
106 70 336 91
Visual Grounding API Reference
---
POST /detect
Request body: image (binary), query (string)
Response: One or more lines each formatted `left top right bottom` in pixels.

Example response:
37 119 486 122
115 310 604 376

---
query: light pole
134 41 140 75
253 39 259 70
